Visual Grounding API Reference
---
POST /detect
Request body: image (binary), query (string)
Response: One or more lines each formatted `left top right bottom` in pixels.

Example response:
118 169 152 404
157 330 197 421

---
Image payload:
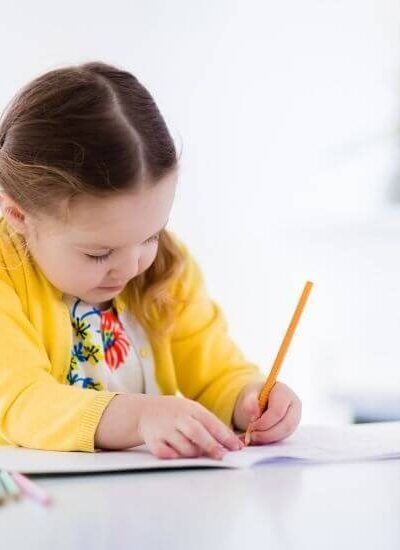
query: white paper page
0 422 399 474
224 421 400 468
0 445 224 474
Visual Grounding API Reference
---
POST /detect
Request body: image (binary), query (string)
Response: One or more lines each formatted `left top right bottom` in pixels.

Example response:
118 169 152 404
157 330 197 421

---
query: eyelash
87 251 112 264
85 234 160 263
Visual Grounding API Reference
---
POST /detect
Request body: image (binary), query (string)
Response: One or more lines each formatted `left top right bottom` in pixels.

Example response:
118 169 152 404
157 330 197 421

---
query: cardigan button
139 347 150 358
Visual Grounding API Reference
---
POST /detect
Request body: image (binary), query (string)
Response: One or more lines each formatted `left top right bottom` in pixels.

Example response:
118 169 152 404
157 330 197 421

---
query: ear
0 194 29 237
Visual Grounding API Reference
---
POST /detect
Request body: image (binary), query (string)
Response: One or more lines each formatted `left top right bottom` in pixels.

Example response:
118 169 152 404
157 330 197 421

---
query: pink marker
11 472 52 506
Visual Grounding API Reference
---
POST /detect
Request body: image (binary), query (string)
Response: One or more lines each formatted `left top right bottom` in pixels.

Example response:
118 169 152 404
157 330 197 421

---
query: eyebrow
74 222 168 251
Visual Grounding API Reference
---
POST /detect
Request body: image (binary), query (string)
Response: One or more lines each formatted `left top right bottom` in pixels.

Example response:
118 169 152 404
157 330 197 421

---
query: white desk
1 459 400 550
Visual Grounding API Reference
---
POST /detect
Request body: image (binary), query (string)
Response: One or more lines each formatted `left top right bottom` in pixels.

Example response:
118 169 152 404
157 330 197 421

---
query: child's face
21 173 177 307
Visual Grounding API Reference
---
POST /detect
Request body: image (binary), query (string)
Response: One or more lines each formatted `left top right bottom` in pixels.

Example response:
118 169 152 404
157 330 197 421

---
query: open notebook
0 422 399 474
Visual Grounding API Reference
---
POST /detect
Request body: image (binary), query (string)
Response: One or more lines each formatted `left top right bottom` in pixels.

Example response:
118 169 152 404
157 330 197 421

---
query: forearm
94 393 148 450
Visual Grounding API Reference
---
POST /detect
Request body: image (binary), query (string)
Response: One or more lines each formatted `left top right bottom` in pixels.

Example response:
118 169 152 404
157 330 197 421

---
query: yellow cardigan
0 217 263 452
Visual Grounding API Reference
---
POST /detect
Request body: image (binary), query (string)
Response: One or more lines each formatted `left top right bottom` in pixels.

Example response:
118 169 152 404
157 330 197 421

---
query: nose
107 250 140 283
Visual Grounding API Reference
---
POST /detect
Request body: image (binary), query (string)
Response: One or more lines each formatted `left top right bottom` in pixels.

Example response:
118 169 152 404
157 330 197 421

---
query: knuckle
277 405 289 419
211 417 229 435
190 400 205 414
220 430 235 446
267 409 282 424
202 439 218 453
184 426 195 440
185 422 202 442
179 418 202 441
209 422 238 450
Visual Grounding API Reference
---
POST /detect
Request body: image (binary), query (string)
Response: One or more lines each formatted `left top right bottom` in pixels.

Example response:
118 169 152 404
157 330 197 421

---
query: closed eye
85 251 113 263
85 234 159 263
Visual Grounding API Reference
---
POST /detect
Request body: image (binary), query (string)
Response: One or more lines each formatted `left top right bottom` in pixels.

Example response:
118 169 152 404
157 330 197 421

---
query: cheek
79 260 106 283
27 234 106 294
50 246 105 288
65 257 104 288
138 246 158 274
30 245 88 290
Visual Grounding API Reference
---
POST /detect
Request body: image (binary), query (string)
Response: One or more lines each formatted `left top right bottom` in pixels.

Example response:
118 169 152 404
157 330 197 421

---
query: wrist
94 393 148 450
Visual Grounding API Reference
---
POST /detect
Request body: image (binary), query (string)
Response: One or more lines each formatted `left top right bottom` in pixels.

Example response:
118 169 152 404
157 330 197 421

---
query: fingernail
213 449 225 460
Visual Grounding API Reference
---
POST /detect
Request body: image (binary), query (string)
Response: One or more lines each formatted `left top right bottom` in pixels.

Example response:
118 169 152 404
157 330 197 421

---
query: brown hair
0 61 185 334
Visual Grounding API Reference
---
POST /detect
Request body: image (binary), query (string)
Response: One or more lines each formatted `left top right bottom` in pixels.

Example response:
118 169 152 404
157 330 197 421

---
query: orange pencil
244 281 314 446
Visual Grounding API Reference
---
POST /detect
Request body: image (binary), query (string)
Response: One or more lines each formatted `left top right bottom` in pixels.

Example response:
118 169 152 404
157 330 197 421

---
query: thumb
242 388 261 423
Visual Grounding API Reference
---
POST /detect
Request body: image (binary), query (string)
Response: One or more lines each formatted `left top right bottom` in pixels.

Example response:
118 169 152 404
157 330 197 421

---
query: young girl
0 62 301 460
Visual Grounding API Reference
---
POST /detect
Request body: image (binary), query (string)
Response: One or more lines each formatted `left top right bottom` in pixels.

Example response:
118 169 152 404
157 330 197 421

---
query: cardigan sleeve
171 246 264 426
0 278 117 452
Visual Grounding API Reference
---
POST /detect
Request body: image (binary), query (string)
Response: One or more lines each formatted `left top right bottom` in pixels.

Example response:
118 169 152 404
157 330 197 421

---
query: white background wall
1 0 400 423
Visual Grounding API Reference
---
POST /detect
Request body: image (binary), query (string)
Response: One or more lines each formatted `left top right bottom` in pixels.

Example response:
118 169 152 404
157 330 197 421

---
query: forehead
42 174 177 246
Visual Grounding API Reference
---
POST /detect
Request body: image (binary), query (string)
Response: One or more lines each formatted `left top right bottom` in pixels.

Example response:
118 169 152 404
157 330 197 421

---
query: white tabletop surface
1 458 400 550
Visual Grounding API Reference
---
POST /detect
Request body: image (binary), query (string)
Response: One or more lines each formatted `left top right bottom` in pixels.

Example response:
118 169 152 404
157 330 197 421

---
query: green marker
0 470 21 500
0 472 8 504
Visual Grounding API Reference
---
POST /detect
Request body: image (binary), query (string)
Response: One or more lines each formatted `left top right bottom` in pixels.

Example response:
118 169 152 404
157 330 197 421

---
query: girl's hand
233 381 302 445
138 395 244 460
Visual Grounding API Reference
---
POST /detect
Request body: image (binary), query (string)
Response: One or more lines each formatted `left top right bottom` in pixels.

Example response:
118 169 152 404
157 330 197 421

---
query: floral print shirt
64 295 146 393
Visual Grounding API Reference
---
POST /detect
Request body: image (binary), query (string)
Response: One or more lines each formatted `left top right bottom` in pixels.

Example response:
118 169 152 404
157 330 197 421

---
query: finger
195 410 243 451
251 399 290 432
179 418 227 460
149 440 180 460
168 430 203 458
251 384 295 431
250 403 300 445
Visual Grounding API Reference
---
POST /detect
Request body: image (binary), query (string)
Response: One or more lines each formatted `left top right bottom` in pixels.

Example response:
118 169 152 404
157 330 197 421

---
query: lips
98 284 124 290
